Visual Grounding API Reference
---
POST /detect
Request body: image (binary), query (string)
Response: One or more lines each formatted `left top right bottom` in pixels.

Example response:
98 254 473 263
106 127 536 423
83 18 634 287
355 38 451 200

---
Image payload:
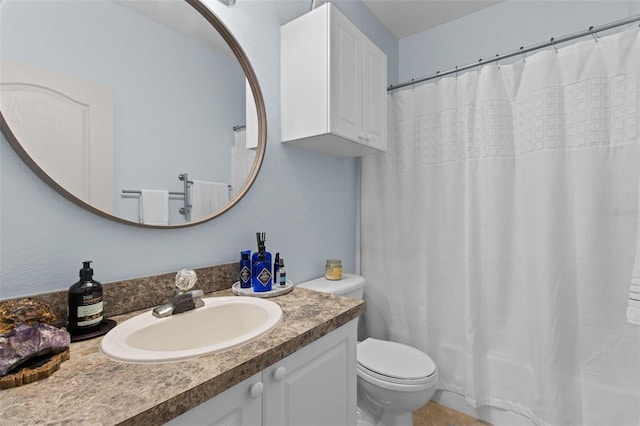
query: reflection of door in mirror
0 57 114 213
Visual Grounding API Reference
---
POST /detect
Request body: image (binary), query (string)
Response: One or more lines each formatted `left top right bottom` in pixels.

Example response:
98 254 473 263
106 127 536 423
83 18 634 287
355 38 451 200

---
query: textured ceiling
117 0 505 51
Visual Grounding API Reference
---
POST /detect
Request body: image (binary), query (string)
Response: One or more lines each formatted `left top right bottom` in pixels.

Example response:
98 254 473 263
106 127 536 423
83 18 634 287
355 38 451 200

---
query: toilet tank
297 273 365 299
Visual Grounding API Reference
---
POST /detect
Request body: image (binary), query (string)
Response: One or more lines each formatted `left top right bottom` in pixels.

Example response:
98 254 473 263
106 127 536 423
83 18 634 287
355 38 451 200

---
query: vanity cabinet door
165 372 262 426
262 319 358 426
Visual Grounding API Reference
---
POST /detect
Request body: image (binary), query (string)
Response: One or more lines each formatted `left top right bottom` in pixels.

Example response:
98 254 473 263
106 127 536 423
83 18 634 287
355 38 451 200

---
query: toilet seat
357 338 437 386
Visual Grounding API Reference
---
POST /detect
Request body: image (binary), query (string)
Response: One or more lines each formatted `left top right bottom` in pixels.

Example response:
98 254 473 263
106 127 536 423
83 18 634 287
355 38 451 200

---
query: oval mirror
0 0 266 228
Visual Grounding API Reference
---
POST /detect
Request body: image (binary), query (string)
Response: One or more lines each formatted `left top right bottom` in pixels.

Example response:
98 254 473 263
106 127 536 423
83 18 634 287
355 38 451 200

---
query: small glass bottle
278 258 287 287
325 259 342 281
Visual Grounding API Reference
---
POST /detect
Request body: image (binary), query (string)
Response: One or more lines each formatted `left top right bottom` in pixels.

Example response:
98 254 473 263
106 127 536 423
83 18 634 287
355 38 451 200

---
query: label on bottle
279 271 287 286
77 300 103 327
258 268 271 287
240 265 251 287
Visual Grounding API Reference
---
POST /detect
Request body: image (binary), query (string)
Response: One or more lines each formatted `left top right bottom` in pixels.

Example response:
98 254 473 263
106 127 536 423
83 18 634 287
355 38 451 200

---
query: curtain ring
520 46 526 62
411 78 415 91
455 66 458 79
550 37 559 53
495 54 500 69
435 71 441 85
589 26 599 42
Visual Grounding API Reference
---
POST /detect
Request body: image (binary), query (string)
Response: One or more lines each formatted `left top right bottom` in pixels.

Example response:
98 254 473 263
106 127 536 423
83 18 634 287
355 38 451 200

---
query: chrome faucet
153 269 204 318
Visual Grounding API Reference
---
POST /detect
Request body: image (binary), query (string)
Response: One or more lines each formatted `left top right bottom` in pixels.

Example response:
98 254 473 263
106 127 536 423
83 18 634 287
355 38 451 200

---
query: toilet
298 274 439 426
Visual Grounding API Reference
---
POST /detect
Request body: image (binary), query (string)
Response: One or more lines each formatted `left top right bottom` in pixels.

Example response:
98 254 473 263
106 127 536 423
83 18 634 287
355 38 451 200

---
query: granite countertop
0 287 365 425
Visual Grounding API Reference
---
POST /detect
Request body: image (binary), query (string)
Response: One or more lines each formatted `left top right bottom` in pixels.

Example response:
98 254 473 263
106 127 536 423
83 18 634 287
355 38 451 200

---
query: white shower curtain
361 29 640 426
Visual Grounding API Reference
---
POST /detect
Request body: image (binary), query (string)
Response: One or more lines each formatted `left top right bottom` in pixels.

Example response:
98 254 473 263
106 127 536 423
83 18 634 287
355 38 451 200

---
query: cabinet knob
273 366 286 381
249 382 264 399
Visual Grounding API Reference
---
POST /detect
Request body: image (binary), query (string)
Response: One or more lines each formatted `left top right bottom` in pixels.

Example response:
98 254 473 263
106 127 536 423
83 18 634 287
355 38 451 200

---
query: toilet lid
357 338 436 382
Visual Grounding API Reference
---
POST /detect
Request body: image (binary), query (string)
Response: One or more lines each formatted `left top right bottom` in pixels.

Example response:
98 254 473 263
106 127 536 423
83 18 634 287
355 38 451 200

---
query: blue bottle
239 251 251 288
252 232 272 292
252 251 272 292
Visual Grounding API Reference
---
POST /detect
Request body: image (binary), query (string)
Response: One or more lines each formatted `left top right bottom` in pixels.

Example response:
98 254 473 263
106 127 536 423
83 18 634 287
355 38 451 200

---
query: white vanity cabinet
167 319 357 426
281 3 387 157
165 372 263 426
263 319 357 426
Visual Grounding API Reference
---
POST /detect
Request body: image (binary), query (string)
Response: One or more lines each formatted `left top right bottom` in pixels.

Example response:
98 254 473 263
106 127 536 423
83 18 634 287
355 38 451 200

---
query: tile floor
413 401 490 426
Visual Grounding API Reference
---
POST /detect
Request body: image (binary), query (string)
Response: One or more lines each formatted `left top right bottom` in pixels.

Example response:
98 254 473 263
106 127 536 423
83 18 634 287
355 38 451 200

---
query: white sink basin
100 296 282 363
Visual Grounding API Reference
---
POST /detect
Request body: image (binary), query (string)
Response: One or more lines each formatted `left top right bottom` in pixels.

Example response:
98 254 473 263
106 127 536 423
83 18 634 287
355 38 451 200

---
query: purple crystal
0 323 70 376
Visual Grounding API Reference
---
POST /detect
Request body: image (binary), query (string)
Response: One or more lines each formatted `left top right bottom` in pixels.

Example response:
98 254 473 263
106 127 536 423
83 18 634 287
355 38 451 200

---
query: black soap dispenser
68 261 104 336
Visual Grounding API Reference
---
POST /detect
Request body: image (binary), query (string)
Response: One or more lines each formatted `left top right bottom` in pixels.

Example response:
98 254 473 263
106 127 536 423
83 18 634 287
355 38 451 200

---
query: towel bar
121 173 232 222
122 190 184 196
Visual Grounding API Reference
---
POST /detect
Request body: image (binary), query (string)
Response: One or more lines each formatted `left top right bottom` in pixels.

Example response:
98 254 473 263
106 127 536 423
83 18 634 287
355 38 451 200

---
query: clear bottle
278 258 287 287
68 260 103 335
325 259 342 281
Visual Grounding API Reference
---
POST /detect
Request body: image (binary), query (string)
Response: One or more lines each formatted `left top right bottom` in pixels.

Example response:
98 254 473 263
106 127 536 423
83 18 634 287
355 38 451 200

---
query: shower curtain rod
388 14 640 92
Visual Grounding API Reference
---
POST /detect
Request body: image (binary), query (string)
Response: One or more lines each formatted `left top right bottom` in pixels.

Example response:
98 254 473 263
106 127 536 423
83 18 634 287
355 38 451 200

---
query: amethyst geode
0 323 71 376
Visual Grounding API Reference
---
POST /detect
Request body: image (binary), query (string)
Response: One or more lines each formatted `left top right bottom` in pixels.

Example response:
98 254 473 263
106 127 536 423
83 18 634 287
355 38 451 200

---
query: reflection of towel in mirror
191 180 229 221
139 190 169 225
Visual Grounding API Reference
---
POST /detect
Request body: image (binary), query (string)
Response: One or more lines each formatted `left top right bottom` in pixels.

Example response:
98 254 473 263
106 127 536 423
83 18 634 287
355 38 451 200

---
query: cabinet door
263 320 357 426
329 7 362 143
362 36 387 152
165 373 263 426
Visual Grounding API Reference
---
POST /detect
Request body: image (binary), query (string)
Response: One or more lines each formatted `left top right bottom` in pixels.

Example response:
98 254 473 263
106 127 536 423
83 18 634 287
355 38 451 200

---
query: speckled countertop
0 287 365 425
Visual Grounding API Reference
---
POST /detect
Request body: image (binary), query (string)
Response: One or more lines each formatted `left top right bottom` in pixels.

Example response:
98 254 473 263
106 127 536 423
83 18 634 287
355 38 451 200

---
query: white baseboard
433 390 536 426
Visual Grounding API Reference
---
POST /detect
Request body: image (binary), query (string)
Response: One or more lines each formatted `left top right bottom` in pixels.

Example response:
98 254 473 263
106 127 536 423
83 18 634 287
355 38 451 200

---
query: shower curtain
361 28 640 426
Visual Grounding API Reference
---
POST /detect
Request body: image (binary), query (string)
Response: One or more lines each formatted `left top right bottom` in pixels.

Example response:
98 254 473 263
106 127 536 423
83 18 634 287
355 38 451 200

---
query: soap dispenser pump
68 260 104 335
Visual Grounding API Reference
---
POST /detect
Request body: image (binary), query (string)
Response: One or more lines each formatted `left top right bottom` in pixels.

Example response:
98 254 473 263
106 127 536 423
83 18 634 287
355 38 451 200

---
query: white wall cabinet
281 3 387 157
168 319 357 426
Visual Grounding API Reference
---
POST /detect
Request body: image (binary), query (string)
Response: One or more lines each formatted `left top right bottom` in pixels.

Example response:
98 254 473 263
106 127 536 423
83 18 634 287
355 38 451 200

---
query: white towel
139 190 169 225
191 180 229 221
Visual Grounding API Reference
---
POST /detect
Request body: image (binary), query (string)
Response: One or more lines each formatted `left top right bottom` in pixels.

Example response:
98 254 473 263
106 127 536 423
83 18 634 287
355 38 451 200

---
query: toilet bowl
298 274 439 426
357 337 438 426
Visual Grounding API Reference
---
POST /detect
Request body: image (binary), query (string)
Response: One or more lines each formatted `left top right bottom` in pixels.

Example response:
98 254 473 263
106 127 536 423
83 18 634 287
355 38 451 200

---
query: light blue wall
399 0 640 85
0 0 396 299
